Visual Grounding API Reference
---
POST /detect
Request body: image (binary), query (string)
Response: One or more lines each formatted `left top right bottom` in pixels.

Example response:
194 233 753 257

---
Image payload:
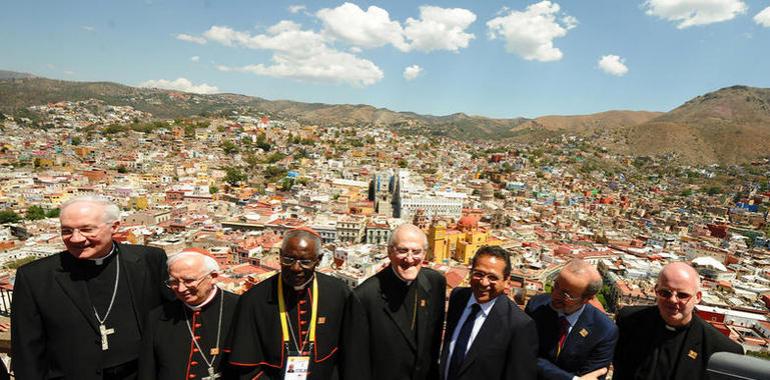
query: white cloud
643 0 747 29
317 2 408 51
81 26 95 32
403 65 423 80
64 70 75 75
597 55 629 76
138 78 220 94
190 56 200 62
486 1 575 62
288 5 306 14
206 23 383 87
755 7 770 27
176 33 207 44
404 6 476 52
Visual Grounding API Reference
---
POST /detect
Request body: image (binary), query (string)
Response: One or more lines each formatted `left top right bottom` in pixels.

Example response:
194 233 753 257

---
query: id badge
284 355 310 380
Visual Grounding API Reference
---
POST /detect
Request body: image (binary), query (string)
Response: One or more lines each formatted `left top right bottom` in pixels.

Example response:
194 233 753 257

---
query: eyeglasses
279 256 318 269
165 272 212 288
470 270 502 284
392 247 425 259
552 281 582 302
655 288 693 302
61 224 107 238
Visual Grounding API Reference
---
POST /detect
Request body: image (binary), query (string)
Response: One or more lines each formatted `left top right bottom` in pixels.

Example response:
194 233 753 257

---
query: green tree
209 185 219 194
221 140 239 155
46 208 60 218
0 209 21 224
71 136 82 145
117 165 128 174
224 167 247 186
26 205 46 220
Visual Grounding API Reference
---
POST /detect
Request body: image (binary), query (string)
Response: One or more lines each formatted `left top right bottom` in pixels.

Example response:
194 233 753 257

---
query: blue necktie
447 303 481 380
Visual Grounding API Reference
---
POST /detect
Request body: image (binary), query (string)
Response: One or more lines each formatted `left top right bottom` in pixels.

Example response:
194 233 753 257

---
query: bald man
343 224 446 380
525 260 617 380
613 262 743 380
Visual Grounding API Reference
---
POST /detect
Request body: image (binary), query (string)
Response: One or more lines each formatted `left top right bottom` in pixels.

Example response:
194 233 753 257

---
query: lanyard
277 275 319 351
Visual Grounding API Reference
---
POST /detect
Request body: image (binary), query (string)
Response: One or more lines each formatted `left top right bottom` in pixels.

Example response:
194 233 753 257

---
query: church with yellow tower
427 214 497 264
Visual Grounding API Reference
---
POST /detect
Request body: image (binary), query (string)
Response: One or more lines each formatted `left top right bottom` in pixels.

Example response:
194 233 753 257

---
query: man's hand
579 367 608 380
0 322 9 333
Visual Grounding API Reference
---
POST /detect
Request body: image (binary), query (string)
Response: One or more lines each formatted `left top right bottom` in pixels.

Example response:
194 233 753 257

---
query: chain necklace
183 289 225 377
93 255 119 351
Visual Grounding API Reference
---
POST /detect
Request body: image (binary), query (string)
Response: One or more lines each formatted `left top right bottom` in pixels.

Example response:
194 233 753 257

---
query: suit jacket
440 287 538 380
525 293 618 380
342 267 446 380
11 243 170 380
613 305 744 380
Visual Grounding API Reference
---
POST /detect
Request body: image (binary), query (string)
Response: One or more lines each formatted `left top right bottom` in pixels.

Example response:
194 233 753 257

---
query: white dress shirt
444 294 497 379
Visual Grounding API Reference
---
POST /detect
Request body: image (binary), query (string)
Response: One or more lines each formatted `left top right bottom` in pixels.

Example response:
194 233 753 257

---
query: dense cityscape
1 96 770 366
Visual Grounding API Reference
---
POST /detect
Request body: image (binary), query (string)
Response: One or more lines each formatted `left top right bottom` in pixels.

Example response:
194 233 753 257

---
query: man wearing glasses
613 262 743 380
525 259 618 380
139 250 239 379
343 224 446 380
441 246 538 380
227 228 350 379
11 195 170 379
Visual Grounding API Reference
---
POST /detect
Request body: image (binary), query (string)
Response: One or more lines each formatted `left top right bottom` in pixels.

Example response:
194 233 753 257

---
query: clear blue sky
2 1 769 118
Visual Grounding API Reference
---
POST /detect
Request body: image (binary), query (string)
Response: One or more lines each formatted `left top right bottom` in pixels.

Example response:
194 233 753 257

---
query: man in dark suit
614 262 743 380
441 245 538 380
343 224 446 380
525 259 618 380
11 196 170 379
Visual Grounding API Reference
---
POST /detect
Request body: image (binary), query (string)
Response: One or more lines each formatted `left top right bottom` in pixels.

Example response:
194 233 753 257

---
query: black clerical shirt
78 249 142 367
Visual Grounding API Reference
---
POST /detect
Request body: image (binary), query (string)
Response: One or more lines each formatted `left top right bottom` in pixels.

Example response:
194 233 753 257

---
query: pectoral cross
203 367 222 380
99 323 115 351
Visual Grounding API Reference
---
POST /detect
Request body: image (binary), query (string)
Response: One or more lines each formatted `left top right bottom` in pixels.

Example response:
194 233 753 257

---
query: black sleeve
10 268 47 379
137 307 161 380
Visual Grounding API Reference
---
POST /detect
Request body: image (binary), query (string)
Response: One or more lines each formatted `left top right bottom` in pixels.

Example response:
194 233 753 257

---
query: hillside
3 72 770 163
611 86 770 164
0 74 529 140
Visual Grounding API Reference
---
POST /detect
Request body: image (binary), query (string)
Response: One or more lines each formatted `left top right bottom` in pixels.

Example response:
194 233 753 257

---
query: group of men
9 196 745 380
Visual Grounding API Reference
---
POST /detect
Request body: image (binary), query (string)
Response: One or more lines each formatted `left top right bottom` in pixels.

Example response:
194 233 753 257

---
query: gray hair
60 195 121 223
562 259 603 298
167 250 220 273
281 229 322 256
388 224 429 250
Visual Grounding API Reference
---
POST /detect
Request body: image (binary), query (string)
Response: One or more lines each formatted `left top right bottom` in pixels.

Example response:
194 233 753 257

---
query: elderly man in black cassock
227 228 350 379
342 224 446 380
614 262 743 380
139 249 239 380
11 195 170 379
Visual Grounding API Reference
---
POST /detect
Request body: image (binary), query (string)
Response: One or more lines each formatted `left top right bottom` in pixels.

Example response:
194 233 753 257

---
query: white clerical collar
293 274 315 291
185 287 219 310
467 293 497 317
391 265 414 286
89 243 116 266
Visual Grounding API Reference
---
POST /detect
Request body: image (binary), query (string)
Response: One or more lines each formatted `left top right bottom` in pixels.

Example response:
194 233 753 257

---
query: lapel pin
420 299 426 307
579 328 588 337
688 350 698 359
318 317 326 324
